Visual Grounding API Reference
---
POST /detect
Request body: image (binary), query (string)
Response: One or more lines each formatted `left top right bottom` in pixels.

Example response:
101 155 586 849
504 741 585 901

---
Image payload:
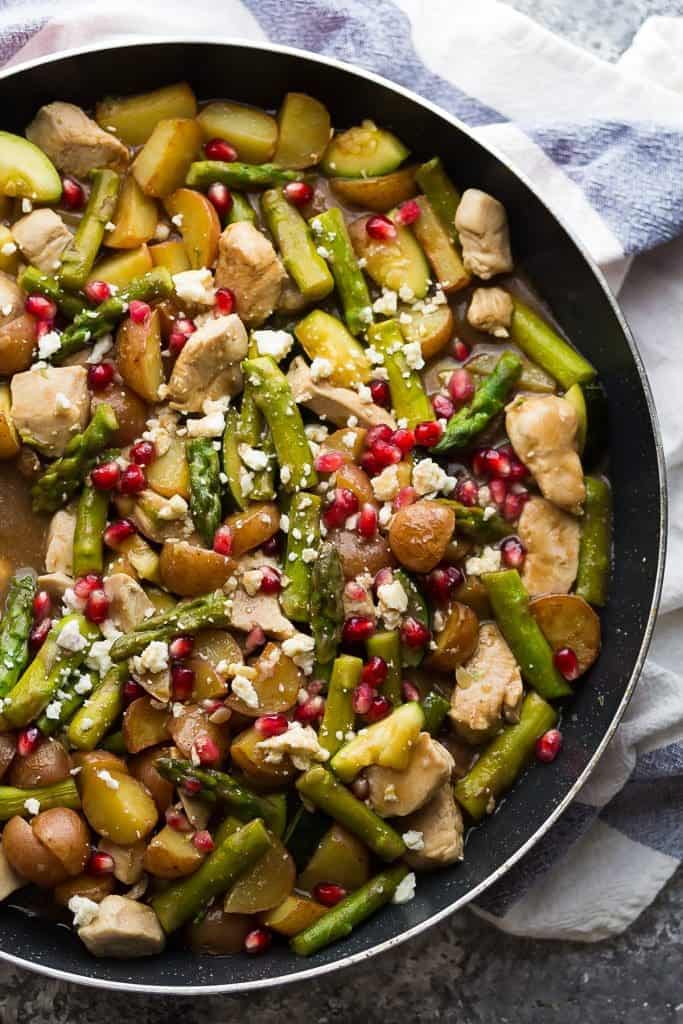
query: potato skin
389 500 455 573
223 503 280 557
187 907 252 955
129 747 174 813
0 733 15 781
9 738 71 788
54 872 115 907
91 381 149 447
0 315 37 375
159 540 234 596
3 815 69 887
32 807 90 877
425 601 479 672
331 528 394 580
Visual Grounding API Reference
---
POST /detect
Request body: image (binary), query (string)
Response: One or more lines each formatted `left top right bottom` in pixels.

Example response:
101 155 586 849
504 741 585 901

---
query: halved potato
146 436 190 499
188 907 252 954
260 894 328 937
225 643 302 717
294 309 371 387
321 426 366 463
197 101 278 164
273 93 331 169
223 503 280 557
80 763 158 845
91 381 149 446
411 195 470 293
223 833 295 913
0 382 20 459
530 593 601 675
330 165 418 212
159 540 233 596
96 83 198 146
425 601 479 672
230 725 297 788
122 696 170 754
88 244 153 288
399 302 454 360
133 118 202 198
164 188 220 269
115 307 164 403
189 628 242 701
107 175 159 249
348 214 430 299
167 704 229 763
0 225 19 275
0 314 36 375
298 824 370 892
150 239 190 275
143 824 203 879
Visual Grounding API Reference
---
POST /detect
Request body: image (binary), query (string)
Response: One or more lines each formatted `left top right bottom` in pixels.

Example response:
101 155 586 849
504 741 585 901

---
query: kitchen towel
0 0 681 942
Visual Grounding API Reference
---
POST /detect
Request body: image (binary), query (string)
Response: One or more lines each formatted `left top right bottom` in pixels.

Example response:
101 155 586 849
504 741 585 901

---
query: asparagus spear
186 438 223 547
59 169 121 289
280 492 322 622
237 364 276 501
0 573 36 698
434 351 523 453
366 630 402 706
152 818 271 933
367 320 434 428
18 266 86 319
296 767 406 862
222 407 249 511
454 691 558 820
36 669 92 736
310 542 344 665
109 591 231 660
318 655 363 756
415 157 461 242
291 864 409 956
67 663 127 751
30 403 119 514
186 160 305 191
310 207 373 335
0 778 81 821
576 476 612 607
411 195 470 292
262 188 334 302
510 299 596 390
73 482 109 577
242 357 318 493
227 192 257 224
420 690 450 735
443 500 511 543
482 570 572 699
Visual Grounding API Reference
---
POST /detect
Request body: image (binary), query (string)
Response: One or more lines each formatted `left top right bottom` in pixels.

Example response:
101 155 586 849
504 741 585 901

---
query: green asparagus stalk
262 188 334 302
576 476 612 607
296 767 406 862
99 729 127 755
420 690 450 735
482 570 572 699
318 656 363 756
442 500 511 543
434 350 523 453
109 591 231 661
186 438 223 547
310 207 373 335
367 320 434 428
36 669 93 736
31 403 119 514
415 157 461 243
510 299 596 391
227 192 257 224
243 357 318 493
291 864 409 956
59 169 121 289
186 160 305 191
152 818 271 933
67 663 128 751
0 573 36 698
238 360 276 501
280 492 322 622
366 630 402 706
454 691 558 820
72 482 109 577
0 778 81 821
310 542 344 665
222 407 249 511
18 266 86 319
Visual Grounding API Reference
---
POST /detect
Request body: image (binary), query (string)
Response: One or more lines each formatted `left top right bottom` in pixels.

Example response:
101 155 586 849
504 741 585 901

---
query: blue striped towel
1 0 681 942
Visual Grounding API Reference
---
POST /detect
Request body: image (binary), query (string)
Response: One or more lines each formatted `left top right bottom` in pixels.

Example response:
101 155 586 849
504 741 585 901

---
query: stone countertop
1 2 682 1021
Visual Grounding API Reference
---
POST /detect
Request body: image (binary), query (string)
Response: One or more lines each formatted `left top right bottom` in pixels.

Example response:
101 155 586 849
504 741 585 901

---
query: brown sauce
0 461 47 600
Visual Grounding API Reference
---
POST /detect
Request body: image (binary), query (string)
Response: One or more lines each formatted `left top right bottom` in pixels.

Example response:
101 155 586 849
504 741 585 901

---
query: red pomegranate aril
342 616 375 646
174 317 196 337
369 378 391 408
357 503 378 539
244 625 266 653
88 851 115 876
215 287 235 314
323 488 359 529
432 394 455 420
294 695 325 725
118 464 146 494
86 361 115 391
254 713 289 739
471 448 488 477
352 681 375 715
130 440 157 466
172 664 195 701
73 573 103 600
392 427 415 454
213 525 233 556
17 726 40 757
261 535 280 557
35 319 54 340
498 444 527 481
351 776 369 800
395 198 421 226
483 448 511 479
313 882 347 907
393 485 417 510
204 138 238 162
283 181 314 207
366 694 391 723
29 618 52 651
244 927 272 955
191 830 215 853
501 536 526 569
61 175 85 210
371 439 402 468
32 590 51 621
453 338 470 362
361 655 388 689
165 807 192 832
365 424 394 448
402 679 421 702
554 646 580 682
425 566 463 604
489 478 508 507
195 734 221 766
123 679 144 703
373 567 394 593
207 182 233 218
128 300 151 325
536 728 563 763
360 451 381 477
259 567 282 595
168 331 188 355
448 368 475 405
366 214 397 241
169 636 194 660
91 460 120 491
84 279 111 304
455 477 478 506
503 491 527 522
85 589 109 624
104 519 136 548
182 777 202 796
415 420 443 447
314 450 345 474
401 616 430 649
25 294 56 321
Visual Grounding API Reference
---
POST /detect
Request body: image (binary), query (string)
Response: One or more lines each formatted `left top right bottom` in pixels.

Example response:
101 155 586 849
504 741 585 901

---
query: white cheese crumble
403 340 425 370
86 335 113 364
372 288 398 316
156 493 189 520
238 443 269 471
231 673 260 709
310 357 333 382
45 700 62 721
37 330 62 360
412 459 453 496
96 769 120 790
372 464 400 502
186 412 225 438
377 579 408 630
56 619 87 653
402 830 425 852
23 797 40 816
132 640 169 676
282 633 316 675
172 268 216 306
74 674 93 695
257 720 330 771
241 569 264 597
0 241 16 256
392 871 417 904
253 329 294 361
68 895 100 928
465 545 502 576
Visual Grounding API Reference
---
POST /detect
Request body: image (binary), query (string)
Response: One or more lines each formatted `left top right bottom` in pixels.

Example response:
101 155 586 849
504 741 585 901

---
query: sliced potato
230 725 297 788
335 462 375 505
0 314 36 375
80 764 158 844
224 833 295 913
115 307 164 403
197 101 278 164
107 532 161 585
223 503 280 557
123 696 170 754
159 540 233 596
0 382 20 459
150 239 190 274
530 593 601 675
298 824 370 893
146 436 190 499
188 907 252 954
348 214 430 299
107 175 159 249
398 302 454 360
330 165 418 212
143 824 204 879
261 894 328 937
411 196 470 293
294 310 371 387
321 426 367 463
0 225 19 274
133 118 202 198
88 244 153 288
54 872 115 907
189 628 242 701
225 643 302 717
273 93 331 169
425 601 479 672
96 82 198 146
167 704 229 763
164 188 220 269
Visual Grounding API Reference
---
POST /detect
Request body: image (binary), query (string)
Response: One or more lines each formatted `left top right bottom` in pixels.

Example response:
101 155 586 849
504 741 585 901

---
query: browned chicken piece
505 393 585 513
287 356 396 429
76 895 165 958
517 496 580 597
450 623 523 742
103 574 155 633
228 587 296 640
11 210 72 275
36 572 73 599
455 189 513 280
467 286 514 338
215 221 286 326
402 784 465 870
367 733 454 818
10 365 89 456
167 313 247 413
26 102 129 178
45 507 76 575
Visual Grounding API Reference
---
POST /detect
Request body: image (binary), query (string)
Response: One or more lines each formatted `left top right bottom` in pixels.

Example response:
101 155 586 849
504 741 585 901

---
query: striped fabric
0 0 681 941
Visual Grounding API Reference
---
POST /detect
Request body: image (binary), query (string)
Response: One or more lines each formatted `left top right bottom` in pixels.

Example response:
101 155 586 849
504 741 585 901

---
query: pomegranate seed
357 503 378 539
32 590 51 621
315 450 345 474
342 616 375 647
425 566 463 604
174 317 196 338
371 439 402 468
366 424 394 448
191 830 215 853
165 807 192 832
244 625 266 654
489 478 508 507
448 368 475 405
283 181 314 207
91 461 120 491
84 280 111 304
352 682 375 715
169 319 195 355
554 646 580 681
432 394 455 420
415 420 443 447
498 444 527 481
204 138 238 162
195 734 220 765
360 451 381 477
503 491 527 522
73 574 103 600
88 851 114 876
453 339 470 361
61 176 85 210
259 567 282 595
395 199 421 226
373 567 394 593
255 713 289 739
123 679 144 703
536 728 563 763
202 698 225 717
369 378 391 408
366 214 397 241
86 361 115 391
361 655 388 688
244 927 272 955
313 882 347 907
366 694 391 722
169 636 194 660
471 448 487 477
182 777 202 796
35 319 54 340
128 300 150 325
17 726 40 757
25 294 56 321
393 485 417 510
215 287 235 314
261 534 280 557
392 427 415 454
294 695 325 725
351 776 369 800
483 448 511 479
172 664 195 701
207 182 233 218
323 488 359 529
29 619 52 651
455 477 478 506
402 680 421 702
213 525 233 556
401 616 430 649
85 589 109 624
118 464 146 494
104 519 136 548
501 536 526 569
130 440 156 466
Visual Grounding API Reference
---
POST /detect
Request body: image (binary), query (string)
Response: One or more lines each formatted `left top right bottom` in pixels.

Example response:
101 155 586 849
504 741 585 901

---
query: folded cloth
1 0 681 942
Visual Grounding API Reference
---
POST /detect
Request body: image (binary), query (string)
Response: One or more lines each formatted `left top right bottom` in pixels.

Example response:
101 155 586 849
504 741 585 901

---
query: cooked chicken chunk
37 572 73 599
228 587 296 640
0 842 26 901
45 508 76 574
402 784 464 870
215 222 286 326
517 496 580 597
450 623 523 742
26 102 129 178
467 286 514 338
287 356 396 430
506 394 585 513
104 574 155 632
77 895 165 958
11 366 89 456
11 210 72 274
455 189 513 280
167 314 247 413
367 733 454 818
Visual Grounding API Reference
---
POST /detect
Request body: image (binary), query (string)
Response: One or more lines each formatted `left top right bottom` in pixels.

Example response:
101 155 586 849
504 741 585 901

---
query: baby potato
81 763 158 845
107 174 159 249
260 894 328 937
91 382 149 447
146 436 190 500
0 733 15 781
425 601 480 672
330 165 418 212
129 747 174 814
189 628 241 701
322 427 367 463
159 540 234 596
225 643 301 717
0 315 36 375
133 118 202 198
223 833 295 914
389 500 455 573
529 594 601 675
3 815 70 887
115 308 164 404
96 82 198 146
87 244 153 288
167 705 229 763
197 101 277 164
298 824 370 893
399 302 454 361
187 907 252 955
143 824 203 879
8 737 70 788
98 838 146 885
150 239 190 275
72 750 126 774
0 382 20 460
123 696 171 754
54 872 115 907
164 188 220 269
223 503 280 557
32 807 90 878
230 725 297 789
335 463 375 506
331 528 394 580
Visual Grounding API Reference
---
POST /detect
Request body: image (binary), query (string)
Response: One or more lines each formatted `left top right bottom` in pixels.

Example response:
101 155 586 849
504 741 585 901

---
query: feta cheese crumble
402 830 425 852
310 357 333 382
231 673 260 709
371 464 400 502
23 797 40 816
392 871 417 904
253 329 294 361
172 268 216 306
132 640 169 676
68 895 100 928
256 720 330 771
465 545 502 576
56 619 87 653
